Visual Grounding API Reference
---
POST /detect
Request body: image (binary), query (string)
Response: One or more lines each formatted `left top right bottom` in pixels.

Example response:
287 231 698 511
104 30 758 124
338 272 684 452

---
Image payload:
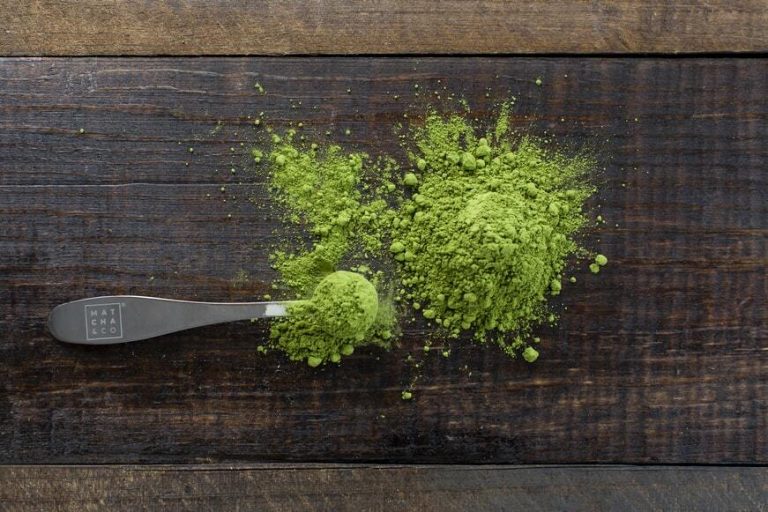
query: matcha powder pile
390 108 597 357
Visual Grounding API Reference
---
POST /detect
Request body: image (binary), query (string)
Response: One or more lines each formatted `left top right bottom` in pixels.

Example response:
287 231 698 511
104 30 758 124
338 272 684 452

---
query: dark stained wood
2 464 768 512
1 57 767 464
2 1 768 56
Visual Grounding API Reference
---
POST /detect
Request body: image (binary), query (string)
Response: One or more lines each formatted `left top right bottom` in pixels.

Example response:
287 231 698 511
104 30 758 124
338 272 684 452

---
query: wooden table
1 2 767 510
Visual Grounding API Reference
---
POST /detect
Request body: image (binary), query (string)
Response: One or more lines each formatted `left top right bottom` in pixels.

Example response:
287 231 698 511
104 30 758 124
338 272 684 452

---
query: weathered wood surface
0 464 768 512
0 57 767 464
2 1 768 56
2 464 768 512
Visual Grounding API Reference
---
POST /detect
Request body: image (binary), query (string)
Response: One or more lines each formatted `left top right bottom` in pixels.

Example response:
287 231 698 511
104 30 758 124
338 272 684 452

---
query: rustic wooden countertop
1 1 767 510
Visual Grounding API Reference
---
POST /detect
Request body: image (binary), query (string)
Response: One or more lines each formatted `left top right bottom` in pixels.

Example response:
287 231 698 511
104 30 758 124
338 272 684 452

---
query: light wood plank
2 1 767 56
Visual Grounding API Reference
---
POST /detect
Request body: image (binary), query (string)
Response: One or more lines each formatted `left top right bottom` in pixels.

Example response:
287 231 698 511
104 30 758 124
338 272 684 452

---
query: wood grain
2 1 768 56
2 464 768 512
1 57 767 464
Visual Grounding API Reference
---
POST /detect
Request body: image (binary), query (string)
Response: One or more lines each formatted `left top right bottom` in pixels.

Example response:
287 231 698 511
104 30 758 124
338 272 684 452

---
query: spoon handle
48 295 294 345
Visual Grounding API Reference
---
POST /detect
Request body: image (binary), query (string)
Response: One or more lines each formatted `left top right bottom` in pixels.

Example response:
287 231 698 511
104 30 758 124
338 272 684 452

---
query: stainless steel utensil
48 295 295 345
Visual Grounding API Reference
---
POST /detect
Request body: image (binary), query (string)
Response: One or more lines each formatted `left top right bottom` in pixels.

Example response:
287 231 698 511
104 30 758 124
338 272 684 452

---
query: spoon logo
84 303 123 341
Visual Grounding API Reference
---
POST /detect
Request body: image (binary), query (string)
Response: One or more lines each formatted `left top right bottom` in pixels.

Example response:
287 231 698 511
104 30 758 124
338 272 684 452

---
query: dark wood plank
2 1 768 56
1 57 767 464
2 464 767 511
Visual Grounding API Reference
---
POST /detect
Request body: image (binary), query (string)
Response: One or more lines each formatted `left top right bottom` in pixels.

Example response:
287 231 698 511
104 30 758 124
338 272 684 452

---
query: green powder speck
403 173 419 186
595 254 608 266
522 346 539 363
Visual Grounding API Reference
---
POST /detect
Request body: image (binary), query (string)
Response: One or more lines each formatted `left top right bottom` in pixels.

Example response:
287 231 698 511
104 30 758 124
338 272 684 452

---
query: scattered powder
267 130 395 294
522 346 540 363
595 254 608 266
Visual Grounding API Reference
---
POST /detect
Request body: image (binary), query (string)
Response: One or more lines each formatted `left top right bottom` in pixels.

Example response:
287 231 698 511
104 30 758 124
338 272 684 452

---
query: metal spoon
48 295 296 345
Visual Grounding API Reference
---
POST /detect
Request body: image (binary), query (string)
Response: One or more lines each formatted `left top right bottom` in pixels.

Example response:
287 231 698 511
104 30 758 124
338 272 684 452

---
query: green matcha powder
270 271 380 366
257 103 605 366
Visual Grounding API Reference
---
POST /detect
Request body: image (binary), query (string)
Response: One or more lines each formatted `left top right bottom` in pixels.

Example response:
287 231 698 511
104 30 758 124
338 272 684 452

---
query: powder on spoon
270 271 380 366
